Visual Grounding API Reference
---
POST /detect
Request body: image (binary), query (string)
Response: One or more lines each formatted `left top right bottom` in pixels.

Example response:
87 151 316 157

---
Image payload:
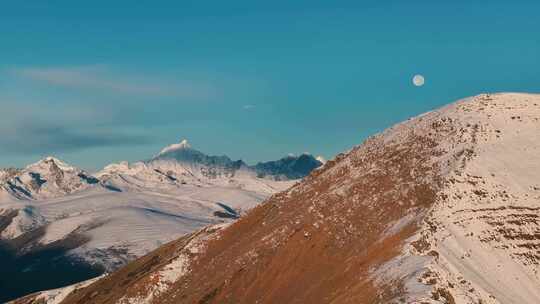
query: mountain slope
1 143 321 302
22 93 540 304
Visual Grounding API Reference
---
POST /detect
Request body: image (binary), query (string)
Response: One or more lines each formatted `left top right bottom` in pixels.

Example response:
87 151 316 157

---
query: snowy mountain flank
15 93 540 304
0 141 321 302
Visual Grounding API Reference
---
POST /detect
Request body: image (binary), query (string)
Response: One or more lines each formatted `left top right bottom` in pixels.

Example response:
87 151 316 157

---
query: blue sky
1 1 539 170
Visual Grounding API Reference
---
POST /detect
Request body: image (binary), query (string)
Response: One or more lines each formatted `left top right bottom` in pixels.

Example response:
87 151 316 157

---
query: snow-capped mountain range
1 140 323 202
98 139 322 191
0 141 322 302
14 93 540 304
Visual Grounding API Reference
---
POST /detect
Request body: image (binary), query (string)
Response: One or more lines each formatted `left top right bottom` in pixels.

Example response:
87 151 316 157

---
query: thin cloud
11 66 215 98
0 122 150 155
0 99 151 156
243 104 255 110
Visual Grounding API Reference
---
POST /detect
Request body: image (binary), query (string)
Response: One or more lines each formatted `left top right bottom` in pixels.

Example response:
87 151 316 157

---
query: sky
1 1 539 170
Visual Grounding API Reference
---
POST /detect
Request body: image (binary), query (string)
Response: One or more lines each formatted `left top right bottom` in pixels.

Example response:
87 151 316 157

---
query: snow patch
157 139 191 156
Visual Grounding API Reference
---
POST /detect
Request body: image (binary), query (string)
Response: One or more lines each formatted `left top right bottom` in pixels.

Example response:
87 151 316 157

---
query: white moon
413 74 425 87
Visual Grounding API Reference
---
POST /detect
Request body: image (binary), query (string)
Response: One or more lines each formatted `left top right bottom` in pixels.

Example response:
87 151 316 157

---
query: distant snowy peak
152 139 241 166
149 139 247 180
157 139 192 156
26 156 78 173
0 157 99 200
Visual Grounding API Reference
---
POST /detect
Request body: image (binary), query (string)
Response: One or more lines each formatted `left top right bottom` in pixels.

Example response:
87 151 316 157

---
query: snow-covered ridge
374 93 540 303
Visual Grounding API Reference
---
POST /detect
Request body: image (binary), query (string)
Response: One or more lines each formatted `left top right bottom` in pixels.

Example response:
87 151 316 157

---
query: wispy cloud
0 102 150 155
0 64 219 157
0 65 260 163
0 122 150 155
243 104 255 110
11 65 215 98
